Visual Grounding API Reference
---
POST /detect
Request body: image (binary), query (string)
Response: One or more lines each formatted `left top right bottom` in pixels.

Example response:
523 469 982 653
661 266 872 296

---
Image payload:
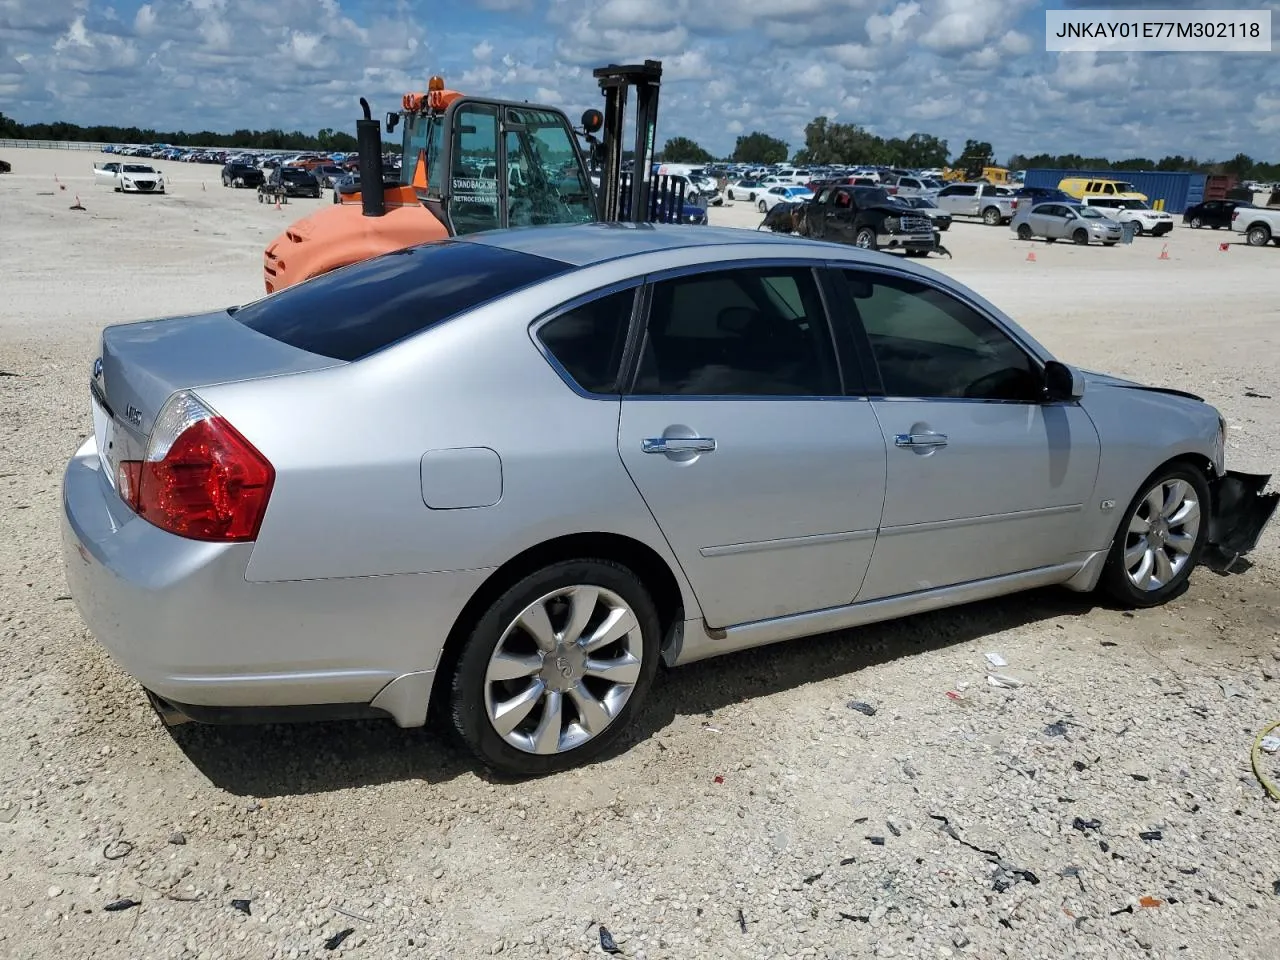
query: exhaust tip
145 689 191 727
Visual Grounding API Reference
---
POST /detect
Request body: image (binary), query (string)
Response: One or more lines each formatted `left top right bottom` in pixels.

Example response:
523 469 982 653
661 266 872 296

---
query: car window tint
234 241 570 362
838 271 1042 403
536 288 635 395
633 267 840 397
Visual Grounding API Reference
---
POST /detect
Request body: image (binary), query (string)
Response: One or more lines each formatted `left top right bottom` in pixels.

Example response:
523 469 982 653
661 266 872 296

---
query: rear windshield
232 241 570 361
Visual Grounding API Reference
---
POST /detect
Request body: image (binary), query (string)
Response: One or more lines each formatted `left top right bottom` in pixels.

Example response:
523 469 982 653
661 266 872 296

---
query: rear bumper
61 436 490 727
1202 471 1279 571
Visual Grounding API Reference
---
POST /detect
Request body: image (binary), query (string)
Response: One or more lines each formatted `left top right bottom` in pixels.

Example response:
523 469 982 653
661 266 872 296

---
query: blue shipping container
1021 169 1206 214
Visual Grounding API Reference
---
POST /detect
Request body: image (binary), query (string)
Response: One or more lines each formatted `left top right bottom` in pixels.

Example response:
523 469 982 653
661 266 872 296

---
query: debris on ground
231 899 251 915
984 652 1008 667
598 925 621 954
324 929 354 951
168 832 186 845
847 700 877 716
103 898 140 912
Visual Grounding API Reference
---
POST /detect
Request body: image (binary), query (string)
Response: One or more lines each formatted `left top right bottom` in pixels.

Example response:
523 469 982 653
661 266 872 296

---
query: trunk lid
91 310 341 488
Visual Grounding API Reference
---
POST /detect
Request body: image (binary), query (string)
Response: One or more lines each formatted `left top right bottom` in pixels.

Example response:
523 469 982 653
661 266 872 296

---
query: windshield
281 168 311 180
122 164 153 173
1078 206 1107 219
785 186 810 195
854 187 891 204
1115 182 1139 193
1115 199 1149 210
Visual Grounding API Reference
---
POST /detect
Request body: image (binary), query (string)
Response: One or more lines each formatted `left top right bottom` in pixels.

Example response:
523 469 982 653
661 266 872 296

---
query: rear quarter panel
1076 385 1222 551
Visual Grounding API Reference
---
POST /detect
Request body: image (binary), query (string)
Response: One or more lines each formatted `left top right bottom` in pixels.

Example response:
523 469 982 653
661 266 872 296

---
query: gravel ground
2 149 1279 960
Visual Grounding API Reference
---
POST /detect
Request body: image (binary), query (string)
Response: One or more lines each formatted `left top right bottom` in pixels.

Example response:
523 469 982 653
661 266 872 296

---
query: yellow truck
1059 177 1149 203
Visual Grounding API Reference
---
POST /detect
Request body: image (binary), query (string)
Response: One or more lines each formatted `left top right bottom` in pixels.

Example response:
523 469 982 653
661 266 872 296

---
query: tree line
0 112 360 152
4 110 1277 181
662 118 1280 182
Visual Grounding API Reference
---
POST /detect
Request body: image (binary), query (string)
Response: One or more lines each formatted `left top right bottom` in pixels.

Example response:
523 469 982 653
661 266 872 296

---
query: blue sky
1 0 1277 162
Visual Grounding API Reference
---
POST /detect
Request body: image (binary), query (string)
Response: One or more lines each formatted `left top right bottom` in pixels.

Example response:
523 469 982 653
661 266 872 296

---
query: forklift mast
591 60 665 223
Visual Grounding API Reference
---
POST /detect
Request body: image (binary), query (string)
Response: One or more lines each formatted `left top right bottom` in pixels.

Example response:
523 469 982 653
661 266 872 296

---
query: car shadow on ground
169 586 1106 797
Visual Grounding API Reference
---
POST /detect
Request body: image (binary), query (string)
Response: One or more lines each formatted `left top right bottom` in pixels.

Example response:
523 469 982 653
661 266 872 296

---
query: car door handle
895 433 948 448
642 437 717 454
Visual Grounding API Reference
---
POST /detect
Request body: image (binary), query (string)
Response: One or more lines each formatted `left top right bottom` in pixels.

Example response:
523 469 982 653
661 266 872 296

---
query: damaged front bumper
1203 471 1279 571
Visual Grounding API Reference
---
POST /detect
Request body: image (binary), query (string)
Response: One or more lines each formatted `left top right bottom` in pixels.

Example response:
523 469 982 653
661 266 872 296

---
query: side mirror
1043 360 1085 402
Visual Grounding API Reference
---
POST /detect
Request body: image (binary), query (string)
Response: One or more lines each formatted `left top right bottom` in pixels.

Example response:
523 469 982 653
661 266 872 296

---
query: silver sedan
61 225 1277 777
1012 201 1125 245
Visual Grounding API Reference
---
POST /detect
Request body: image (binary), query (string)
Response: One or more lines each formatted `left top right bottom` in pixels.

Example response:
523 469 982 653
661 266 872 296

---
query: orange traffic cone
1158 244 1169 260
1025 251 1036 262
70 195 85 211
274 197 282 211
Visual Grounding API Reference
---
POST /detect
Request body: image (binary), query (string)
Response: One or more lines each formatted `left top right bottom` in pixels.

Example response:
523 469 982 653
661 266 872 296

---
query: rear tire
982 206 1001 226
1099 463 1210 608
449 559 662 778
1246 224 1272 246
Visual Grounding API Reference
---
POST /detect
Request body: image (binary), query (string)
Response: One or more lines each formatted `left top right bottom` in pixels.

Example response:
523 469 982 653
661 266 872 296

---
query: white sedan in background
758 185 814 212
93 161 166 193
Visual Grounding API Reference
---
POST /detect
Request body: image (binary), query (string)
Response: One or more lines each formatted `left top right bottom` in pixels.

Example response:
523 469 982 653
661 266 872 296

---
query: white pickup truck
93 161 166 194
1232 203 1280 246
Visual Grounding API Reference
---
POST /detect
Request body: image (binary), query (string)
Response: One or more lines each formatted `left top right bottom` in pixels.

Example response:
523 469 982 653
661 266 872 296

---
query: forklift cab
385 60 677 234
399 97 598 235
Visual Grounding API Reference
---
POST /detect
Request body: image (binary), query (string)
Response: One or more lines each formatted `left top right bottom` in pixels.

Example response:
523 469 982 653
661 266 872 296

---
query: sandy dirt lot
2 147 1279 960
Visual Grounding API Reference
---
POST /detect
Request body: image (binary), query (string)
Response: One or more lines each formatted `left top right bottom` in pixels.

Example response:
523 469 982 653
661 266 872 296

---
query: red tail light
1231 210 1239 221
118 391 274 542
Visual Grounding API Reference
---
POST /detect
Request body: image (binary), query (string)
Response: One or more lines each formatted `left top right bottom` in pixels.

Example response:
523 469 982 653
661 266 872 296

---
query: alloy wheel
483 585 643 755
1122 478 1201 591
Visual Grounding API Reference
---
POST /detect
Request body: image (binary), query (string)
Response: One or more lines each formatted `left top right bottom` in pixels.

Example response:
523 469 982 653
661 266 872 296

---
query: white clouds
134 4 158 35
0 0 1274 168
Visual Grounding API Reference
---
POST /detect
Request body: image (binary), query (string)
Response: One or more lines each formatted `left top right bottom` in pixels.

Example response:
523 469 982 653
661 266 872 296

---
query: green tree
659 136 713 163
793 116 887 166
732 131 789 164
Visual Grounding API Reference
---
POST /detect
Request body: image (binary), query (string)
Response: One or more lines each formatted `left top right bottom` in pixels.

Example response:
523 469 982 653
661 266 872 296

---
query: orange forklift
263 60 685 292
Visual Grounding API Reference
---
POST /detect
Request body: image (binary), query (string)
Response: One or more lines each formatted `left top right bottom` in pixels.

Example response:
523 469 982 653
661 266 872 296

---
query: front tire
1016 223 1033 240
1131 222 1143 236
758 199 768 213
1099 464 1210 608
1073 228 1090 245
1189 216 1202 228
449 559 661 778
854 226 878 249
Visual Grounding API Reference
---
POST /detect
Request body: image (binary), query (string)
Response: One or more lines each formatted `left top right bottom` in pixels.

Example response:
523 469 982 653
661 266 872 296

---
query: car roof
463 223 841 268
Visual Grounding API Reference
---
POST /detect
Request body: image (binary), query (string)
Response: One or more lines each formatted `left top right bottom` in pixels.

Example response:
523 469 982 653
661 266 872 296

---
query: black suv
271 166 322 199
221 162 265 188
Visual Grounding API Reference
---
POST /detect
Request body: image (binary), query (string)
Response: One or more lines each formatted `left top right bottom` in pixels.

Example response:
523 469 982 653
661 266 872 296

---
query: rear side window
536 288 636 395
234 241 570 361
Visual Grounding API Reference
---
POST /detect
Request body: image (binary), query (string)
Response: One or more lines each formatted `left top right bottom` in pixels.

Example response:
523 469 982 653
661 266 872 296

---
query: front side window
504 107 596 228
837 270 1042 402
633 267 840 397
536 288 635 395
